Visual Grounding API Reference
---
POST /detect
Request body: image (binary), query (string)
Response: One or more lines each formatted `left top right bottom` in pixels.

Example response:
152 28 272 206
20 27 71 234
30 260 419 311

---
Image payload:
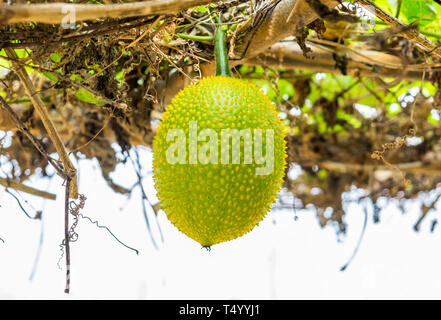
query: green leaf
336 111 362 129
400 0 437 26
0 49 11 69
428 112 440 125
42 72 58 82
239 65 250 74
374 0 398 16
334 124 348 133
193 6 209 12
50 53 62 63
14 49 29 59
75 88 106 105
70 74 84 82
277 79 295 100
318 169 329 180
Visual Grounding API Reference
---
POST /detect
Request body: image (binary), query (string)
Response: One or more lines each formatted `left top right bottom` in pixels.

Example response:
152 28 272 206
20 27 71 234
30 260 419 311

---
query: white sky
0 147 440 299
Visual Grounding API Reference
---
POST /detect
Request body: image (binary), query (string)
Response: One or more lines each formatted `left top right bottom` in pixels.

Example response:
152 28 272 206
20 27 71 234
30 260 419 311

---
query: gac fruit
153 75 286 247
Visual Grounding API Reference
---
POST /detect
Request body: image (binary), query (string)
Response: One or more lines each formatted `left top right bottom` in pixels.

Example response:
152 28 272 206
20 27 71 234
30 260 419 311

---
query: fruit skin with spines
152 25 287 247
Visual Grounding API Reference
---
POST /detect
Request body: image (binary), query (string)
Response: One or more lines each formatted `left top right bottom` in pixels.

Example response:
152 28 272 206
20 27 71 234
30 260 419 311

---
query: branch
4 48 78 199
0 0 221 25
0 96 67 176
64 178 71 294
245 41 430 81
303 160 441 175
0 177 57 200
356 0 441 59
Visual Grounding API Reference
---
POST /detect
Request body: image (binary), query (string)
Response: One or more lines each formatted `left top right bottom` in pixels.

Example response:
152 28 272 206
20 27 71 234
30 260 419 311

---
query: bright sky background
0 147 440 300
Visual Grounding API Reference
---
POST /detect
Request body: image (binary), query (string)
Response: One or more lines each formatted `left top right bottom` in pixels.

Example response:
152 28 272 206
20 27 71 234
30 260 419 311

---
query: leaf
14 49 29 59
42 72 58 82
428 112 440 125
70 74 84 82
336 111 362 128
50 53 62 63
75 88 106 105
277 79 295 100
0 49 10 69
193 6 209 12
318 169 329 180
400 0 437 26
374 0 398 15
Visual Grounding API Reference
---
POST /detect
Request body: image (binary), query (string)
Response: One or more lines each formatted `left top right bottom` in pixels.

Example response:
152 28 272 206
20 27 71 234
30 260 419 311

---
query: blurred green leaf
318 169 329 180
50 53 62 63
375 0 398 15
336 111 362 129
277 79 295 100
194 6 209 12
400 0 437 26
75 88 106 105
428 112 440 125
42 72 58 82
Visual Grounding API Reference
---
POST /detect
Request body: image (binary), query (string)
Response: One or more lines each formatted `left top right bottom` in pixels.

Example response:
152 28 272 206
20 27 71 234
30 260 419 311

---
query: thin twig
302 160 441 175
134 149 164 244
69 117 111 155
78 214 139 255
29 211 44 281
340 201 369 271
0 177 56 200
150 40 195 83
64 178 71 294
5 189 35 219
414 194 441 232
129 150 162 249
5 48 78 198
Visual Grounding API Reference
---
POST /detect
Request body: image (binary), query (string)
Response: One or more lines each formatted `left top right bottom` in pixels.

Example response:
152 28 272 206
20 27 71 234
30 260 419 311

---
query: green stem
214 26 231 77
176 33 214 42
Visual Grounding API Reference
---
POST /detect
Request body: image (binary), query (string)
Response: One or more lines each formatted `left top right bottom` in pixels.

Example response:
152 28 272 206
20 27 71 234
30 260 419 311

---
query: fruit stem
214 25 232 77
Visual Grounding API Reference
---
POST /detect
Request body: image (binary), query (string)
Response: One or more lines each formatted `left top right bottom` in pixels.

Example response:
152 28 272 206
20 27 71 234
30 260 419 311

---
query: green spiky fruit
153 76 287 247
